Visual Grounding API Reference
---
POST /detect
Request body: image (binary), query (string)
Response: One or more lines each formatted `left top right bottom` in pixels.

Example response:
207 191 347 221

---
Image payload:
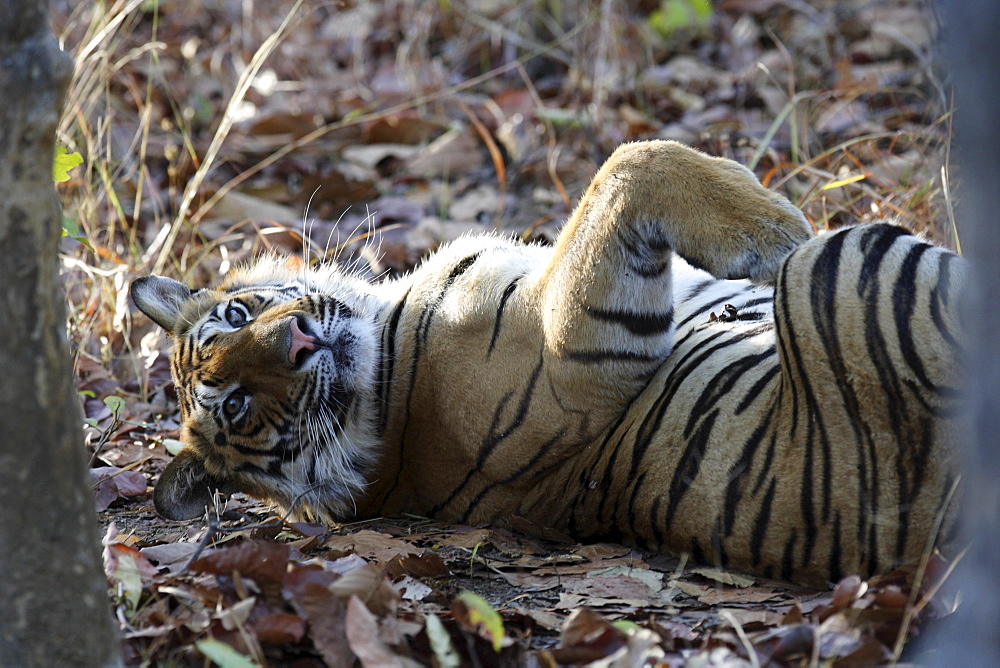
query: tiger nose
288 317 318 364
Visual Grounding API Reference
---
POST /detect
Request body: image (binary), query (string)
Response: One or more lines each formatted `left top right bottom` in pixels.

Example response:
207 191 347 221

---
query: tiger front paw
601 141 813 284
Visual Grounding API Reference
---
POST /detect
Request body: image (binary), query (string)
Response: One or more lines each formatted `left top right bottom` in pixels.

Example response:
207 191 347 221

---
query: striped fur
132 141 964 585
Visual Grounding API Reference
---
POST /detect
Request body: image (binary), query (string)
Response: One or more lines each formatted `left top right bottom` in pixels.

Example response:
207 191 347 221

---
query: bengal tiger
131 140 965 585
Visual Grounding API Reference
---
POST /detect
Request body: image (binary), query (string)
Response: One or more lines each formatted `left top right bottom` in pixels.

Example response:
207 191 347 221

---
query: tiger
131 140 965 585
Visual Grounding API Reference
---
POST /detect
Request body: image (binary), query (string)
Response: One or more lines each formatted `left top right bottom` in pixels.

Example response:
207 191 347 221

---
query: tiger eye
225 303 248 327
223 392 245 416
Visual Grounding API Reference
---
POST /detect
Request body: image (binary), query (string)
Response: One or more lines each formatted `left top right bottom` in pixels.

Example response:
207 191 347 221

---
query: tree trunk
934 0 1000 664
0 3 121 665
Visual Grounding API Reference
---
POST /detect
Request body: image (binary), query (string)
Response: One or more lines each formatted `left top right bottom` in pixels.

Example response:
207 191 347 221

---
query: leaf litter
50 0 961 663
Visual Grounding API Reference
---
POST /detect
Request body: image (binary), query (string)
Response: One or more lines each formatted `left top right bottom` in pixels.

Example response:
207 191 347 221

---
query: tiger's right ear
130 276 194 332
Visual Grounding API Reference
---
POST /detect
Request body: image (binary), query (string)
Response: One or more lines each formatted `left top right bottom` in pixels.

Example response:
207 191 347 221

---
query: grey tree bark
0 2 121 665
934 0 1000 665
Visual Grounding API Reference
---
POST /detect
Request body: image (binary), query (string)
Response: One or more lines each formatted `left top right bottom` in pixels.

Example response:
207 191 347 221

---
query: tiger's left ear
130 275 194 333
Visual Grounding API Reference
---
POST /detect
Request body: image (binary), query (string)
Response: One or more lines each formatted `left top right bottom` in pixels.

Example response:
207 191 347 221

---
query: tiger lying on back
132 140 964 586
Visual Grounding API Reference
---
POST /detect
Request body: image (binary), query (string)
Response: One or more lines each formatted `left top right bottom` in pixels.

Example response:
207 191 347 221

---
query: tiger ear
130 275 194 332
153 449 236 520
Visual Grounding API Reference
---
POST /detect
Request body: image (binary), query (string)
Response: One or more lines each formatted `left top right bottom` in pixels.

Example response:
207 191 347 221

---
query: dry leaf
329 563 400 616
689 566 756 588
324 529 423 562
346 595 416 667
191 540 289 583
406 128 482 179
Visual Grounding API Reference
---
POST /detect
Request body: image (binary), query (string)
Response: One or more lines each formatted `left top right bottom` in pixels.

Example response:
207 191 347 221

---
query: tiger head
130 257 382 521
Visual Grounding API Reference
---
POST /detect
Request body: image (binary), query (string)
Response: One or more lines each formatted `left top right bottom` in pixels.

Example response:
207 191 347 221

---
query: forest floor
55 0 960 664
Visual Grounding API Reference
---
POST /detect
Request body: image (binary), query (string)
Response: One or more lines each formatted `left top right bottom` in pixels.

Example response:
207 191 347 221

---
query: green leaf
457 591 505 652
535 107 582 129
648 0 713 39
53 145 83 183
61 215 81 238
425 613 461 668
104 395 125 418
61 214 94 252
195 639 258 668
613 620 641 634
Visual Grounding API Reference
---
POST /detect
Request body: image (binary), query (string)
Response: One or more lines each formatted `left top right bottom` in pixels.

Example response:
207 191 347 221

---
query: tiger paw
598 141 813 284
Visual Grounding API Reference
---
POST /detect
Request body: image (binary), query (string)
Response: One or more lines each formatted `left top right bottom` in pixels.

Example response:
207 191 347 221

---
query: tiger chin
132 140 965 586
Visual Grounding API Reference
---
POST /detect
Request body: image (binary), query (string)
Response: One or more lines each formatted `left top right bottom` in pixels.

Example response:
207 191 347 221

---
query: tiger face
131 259 382 520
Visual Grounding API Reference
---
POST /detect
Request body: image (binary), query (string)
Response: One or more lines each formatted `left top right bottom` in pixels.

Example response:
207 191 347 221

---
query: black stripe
740 296 774 310
781 529 797 582
750 477 777 567
417 252 484 344
930 283 961 351
858 223 910 256
854 225 916 563
184 336 197 371
735 364 779 414
618 224 671 278
384 255 485 507
682 348 776 440
723 403 776 535
649 496 665 547
894 415 935 563
377 291 409 434
894 243 958 397
680 278 719 300
585 306 674 337
234 461 281 478
751 431 778 495
626 325 771 486
488 277 521 356
809 229 874 558
272 434 308 463
661 409 718 533
459 429 564 523
776 257 823 564
829 511 843 583
591 412 643 525
690 537 707 566
477 355 544 470
711 517 728 568
430 353 545 516
565 349 661 363
626 471 648 542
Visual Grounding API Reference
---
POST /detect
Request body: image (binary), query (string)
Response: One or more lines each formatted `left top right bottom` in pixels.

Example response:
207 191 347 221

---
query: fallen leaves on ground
101 506 958 665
